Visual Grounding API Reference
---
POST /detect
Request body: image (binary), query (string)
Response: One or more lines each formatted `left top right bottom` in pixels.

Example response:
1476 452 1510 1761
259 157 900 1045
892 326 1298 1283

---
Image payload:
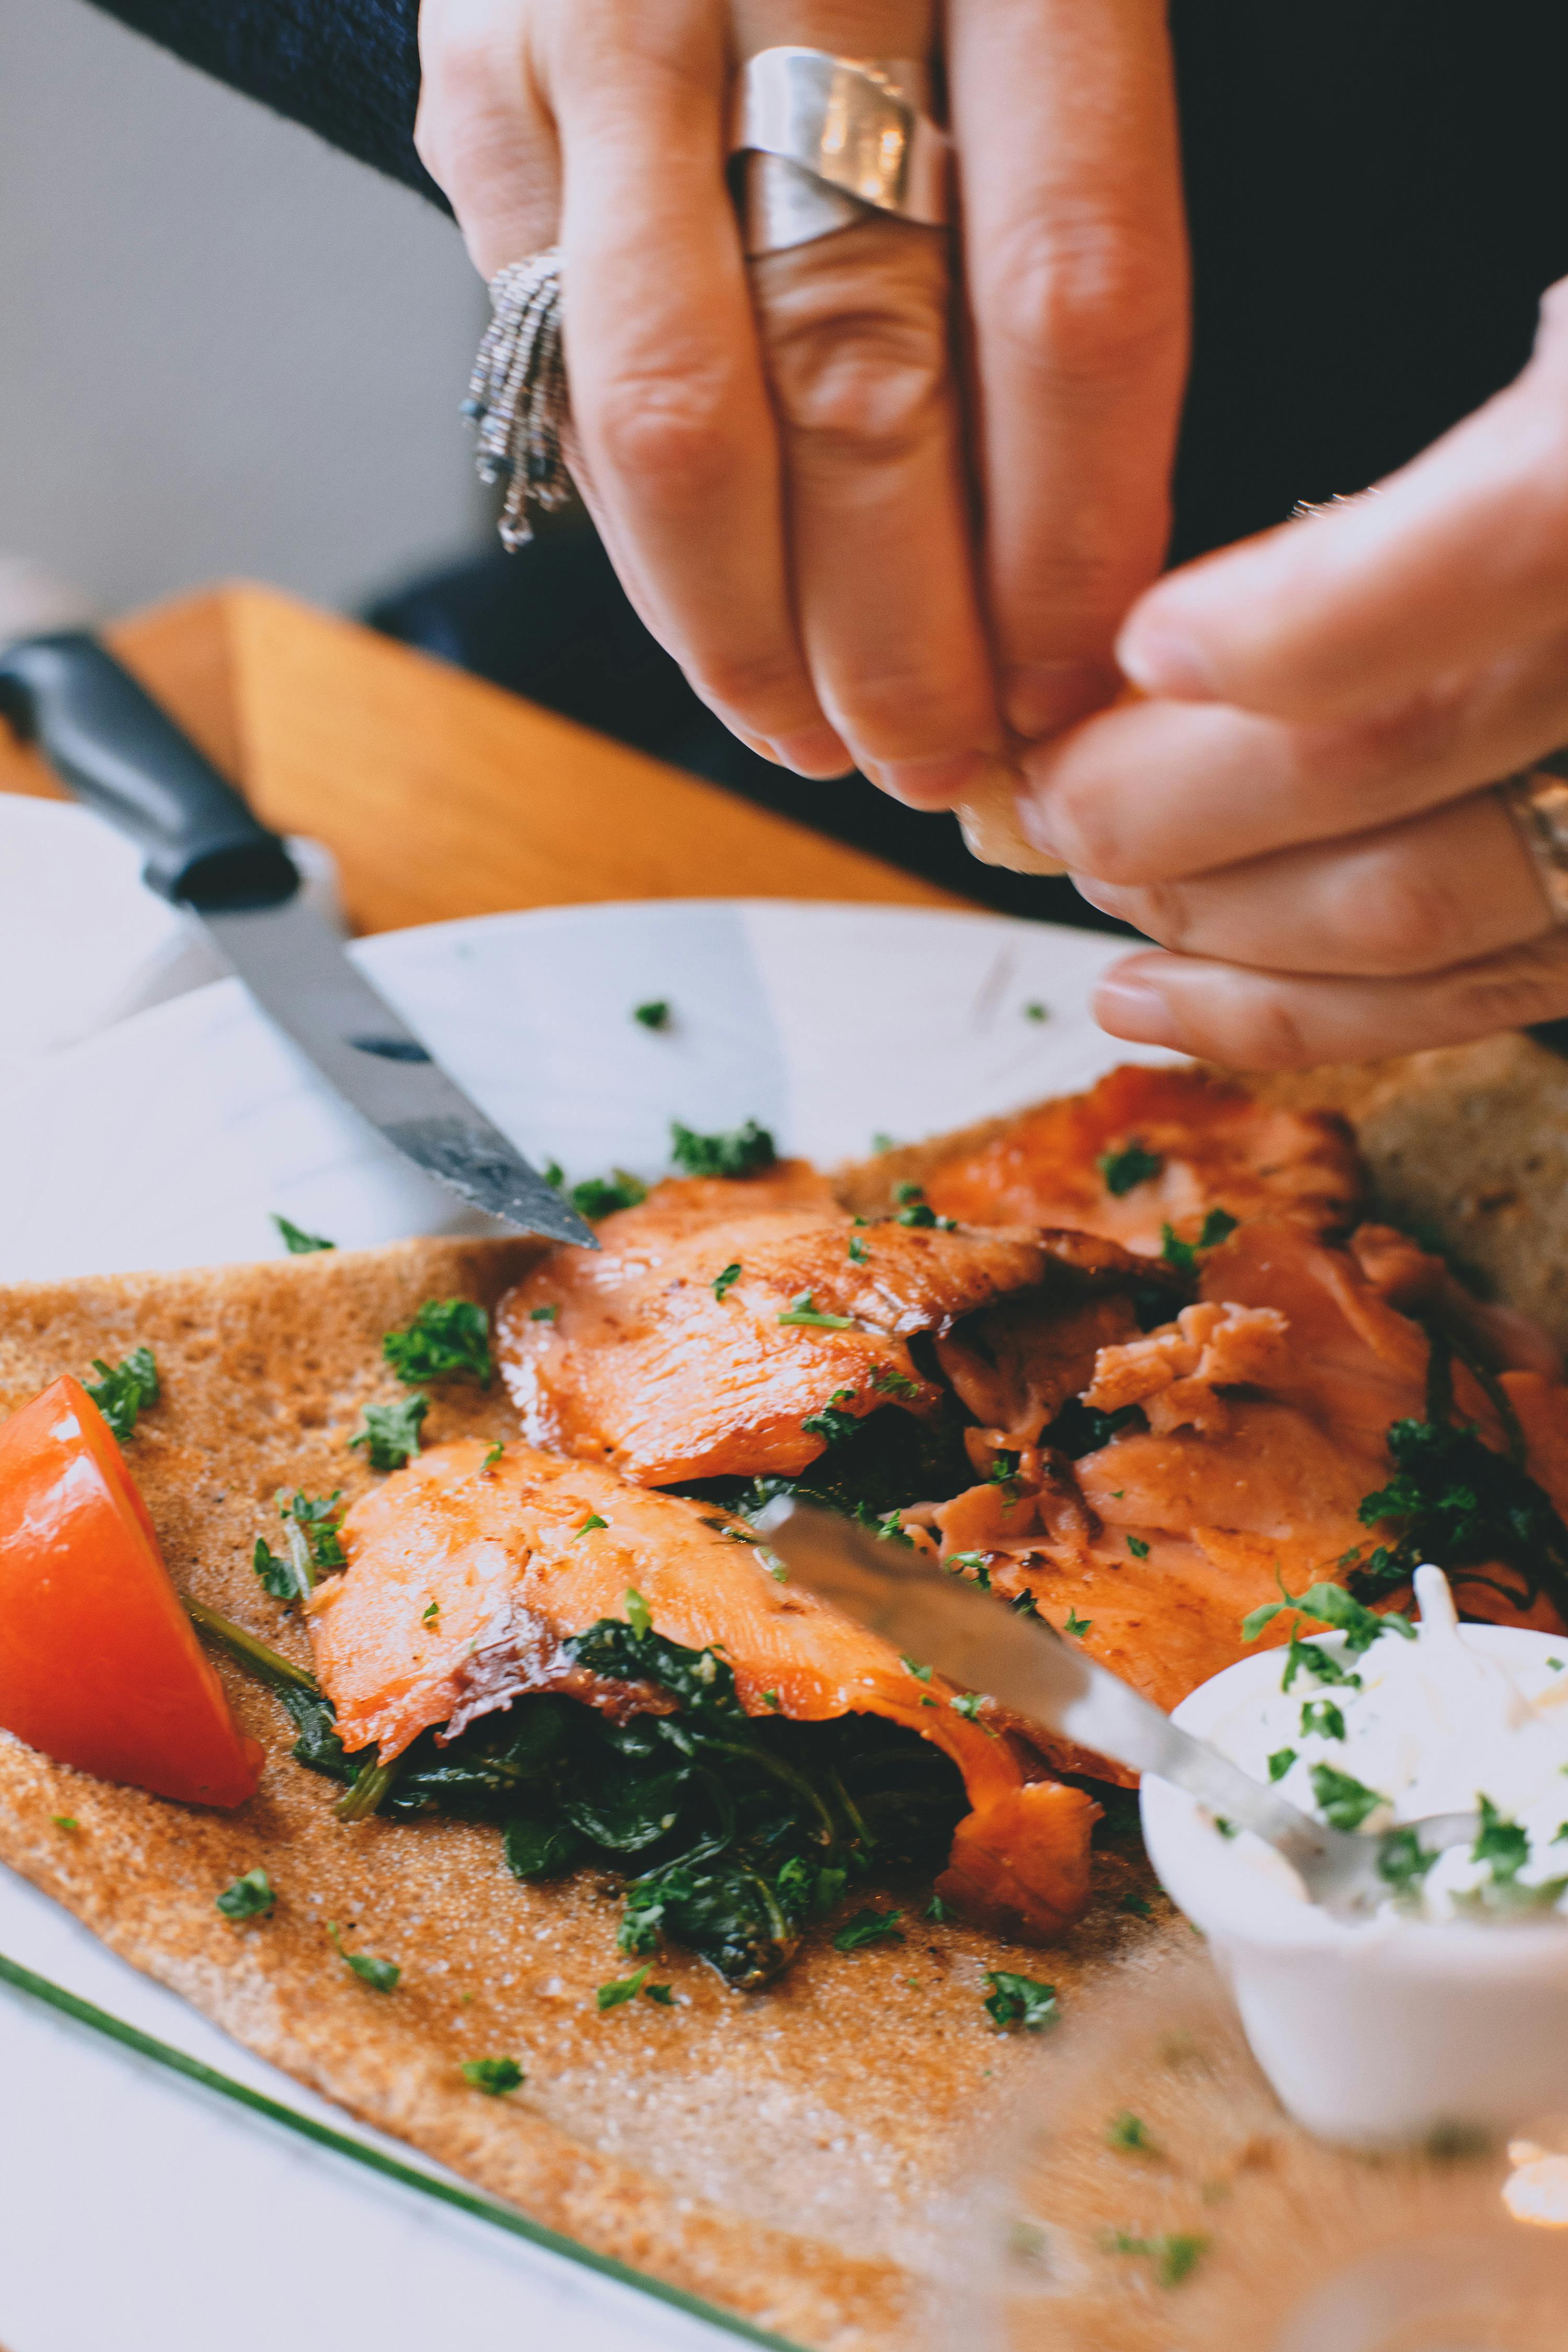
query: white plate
0 899 1162 2352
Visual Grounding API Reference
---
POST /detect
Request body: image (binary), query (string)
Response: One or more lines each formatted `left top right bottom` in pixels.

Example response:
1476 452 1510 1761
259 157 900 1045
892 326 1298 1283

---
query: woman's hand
1014 276 1568 1068
415 0 1189 809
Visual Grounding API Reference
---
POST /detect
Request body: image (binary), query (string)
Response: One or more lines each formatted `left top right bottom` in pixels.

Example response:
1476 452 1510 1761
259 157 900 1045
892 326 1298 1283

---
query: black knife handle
0 632 298 910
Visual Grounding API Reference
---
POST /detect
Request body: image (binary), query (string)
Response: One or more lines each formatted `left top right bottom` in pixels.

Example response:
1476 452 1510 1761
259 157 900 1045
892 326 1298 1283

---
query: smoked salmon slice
306 1440 1100 1944
496 1177 1165 1487
920 1064 1365 1255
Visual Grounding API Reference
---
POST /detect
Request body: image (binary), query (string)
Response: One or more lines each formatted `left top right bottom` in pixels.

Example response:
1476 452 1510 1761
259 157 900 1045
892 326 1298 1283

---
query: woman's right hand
415 0 1189 821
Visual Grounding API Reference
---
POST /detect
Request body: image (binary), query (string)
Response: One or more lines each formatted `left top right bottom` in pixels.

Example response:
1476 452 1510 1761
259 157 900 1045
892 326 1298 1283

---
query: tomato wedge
0 1376 262 1806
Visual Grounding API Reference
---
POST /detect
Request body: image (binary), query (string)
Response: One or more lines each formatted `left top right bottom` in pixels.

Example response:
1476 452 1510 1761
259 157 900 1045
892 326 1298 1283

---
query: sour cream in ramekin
1141 1569 1568 2144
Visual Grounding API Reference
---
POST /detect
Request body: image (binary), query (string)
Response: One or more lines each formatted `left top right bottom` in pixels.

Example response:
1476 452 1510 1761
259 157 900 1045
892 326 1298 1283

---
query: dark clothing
82 0 1568 921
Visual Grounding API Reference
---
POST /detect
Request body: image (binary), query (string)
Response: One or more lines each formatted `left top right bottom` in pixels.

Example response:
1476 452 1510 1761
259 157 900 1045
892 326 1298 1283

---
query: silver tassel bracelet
463 248 572 550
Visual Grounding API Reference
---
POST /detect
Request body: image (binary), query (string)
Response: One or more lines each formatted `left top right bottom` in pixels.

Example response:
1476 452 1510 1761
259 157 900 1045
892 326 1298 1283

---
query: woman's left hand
1013 274 1568 1069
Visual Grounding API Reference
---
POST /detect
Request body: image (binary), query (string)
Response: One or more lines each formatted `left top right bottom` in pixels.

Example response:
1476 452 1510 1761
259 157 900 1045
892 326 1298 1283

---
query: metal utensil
758 1498 1479 1917
0 632 594 1249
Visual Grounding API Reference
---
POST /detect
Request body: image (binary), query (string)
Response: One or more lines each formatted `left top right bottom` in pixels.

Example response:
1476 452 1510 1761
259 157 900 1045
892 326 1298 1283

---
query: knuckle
986 215 1185 384
1336 845 1462 974
691 647 813 727
1232 989 1315 1070
765 303 950 459
588 370 739 506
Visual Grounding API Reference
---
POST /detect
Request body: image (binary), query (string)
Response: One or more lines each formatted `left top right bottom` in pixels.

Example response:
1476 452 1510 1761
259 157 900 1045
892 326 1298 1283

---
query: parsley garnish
52 1816 78 1833
759 1689 781 1711
983 1969 1058 2030
1107 2111 1158 2154
529 1303 558 1323
272 1213 335 1253
712 1261 742 1302
383 1298 492 1387
1120 1892 1153 1917
481 1440 505 1476
1158 1208 1238 1275
1472 1793 1529 1884
253 1537 304 1604
1243 1579 1412 1654
350 1394 428 1472
421 1600 440 1625
632 1000 670 1030
893 1181 924 1205
1126 1536 1150 1560
1104 2231 1208 2287
1024 1001 1049 1022
901 1655 933 1682
575 1514 608 1539
1309 1762 1387 1832
597 1963 654 2010
802 1389 861 1448
624 1587 651 1638
216 1868 275 1921
1267 1747 1297 1782
777 1292 857 1330
462 2056 524 2094
643 1980 675 2005
870 1364 921 1401
1281 1637 1363 1693
669 1119 776 1179
926 1895 952 1922
1011 1590 1040 1619
1299 1699 1346 1742
847 1235 869 1265
84 1347 159 1442
1377 1826 1440 1900
1064 1607 1093 1636
328 1922 399 1991
1098 1142 1162 1197
833 1907 905 1953
871 1131 897 1154
572 1171 648 1220
260 1489 347 1599
950 1692 986 1721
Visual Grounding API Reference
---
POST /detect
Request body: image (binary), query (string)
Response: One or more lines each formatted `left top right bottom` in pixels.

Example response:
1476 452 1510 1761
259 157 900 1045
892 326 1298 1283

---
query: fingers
1017 628 1568 881
416 0 561 271
749 215 1007 803
1094 930 1568 1072
1075 785 1550 978
949 0 1189 742
1117 274 1568 724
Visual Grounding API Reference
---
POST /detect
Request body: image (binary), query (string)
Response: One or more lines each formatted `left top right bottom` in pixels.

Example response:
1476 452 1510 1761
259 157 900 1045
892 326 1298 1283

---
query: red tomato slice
0 1376 262 1806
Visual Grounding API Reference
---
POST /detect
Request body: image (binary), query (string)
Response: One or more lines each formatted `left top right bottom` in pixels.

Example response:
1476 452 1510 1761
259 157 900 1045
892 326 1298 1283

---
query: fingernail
867 748 998 811
1004 663 1119 742
769 726 855 779
1093 966 1183 1048
1115 620 1221 702
1013 794 1065 864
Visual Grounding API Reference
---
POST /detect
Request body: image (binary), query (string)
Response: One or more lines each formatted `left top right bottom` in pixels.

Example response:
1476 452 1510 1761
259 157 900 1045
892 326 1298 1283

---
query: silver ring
463 248 571 552
731 47 952 258
1504 752 1568 927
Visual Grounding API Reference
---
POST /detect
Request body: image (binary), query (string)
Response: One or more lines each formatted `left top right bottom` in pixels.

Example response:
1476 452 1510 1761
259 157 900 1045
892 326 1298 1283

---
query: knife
756 1496 1349 1875
0 632 594 1249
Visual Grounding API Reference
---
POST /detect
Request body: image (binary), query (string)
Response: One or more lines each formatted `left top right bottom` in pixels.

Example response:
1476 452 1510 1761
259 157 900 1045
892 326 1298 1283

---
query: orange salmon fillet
307 1440 1099 1943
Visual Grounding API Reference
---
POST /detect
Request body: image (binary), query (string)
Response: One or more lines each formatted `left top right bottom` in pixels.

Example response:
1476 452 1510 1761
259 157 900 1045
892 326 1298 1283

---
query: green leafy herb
482 1441 505 1475
643 1980 674 2004
1267 1748 1297 1783
847 1235 869 1265
1309 1763 1387 1832
871 1132 898 1154
777 1292 857 1330
272 1214 335 1253
1098 1142 1162 1197
84 1347 159 1442
529 1304 558 1324
1299 1699 1347 1742
422 1600 440 1626
350 1394 429 1472
759 1690 781 1711
950 1692 986 1721
575 1514 608 1539
1064 1607 1093 1636
802 1389 861 1448
832 1907 905 1953
1199 1207 1238 1247
52 1816 78 1833
870 1364 921 1402
624 1587 652 1640
712 1261 742 1302
1213 1817 1238 1839
1011 1591 1040 1619
1243 1581 1412 1654
983 1970 1058 2031
383 1298 492 1387
462 2056 524 2094
328 1922 400 1991
1378 1826 1440 1900
1353 1406 1568 1622
1126 1536 1150 1560
278 1490 347 1582
901 1655 933 1682
1104 2231 1208 2287
669 1119 776 1180
253 1538 301 1604
947 1551 991 1589
1024 1002 1049 1023
1472 1793 1530 1884
632 1000 670 1030
1281 1637 1363 1693
926 1895 952 1923
571 1171 648 1220
597 1963 652 2010
1107 2111 1158 2154
1158 1207 1238 1275
542 1160 564 1190
216 1869 275 1922
1120 1892 1153 1917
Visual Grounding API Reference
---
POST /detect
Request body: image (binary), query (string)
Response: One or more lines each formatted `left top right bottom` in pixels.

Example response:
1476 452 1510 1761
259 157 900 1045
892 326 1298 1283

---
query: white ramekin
1139 1625 1568 2145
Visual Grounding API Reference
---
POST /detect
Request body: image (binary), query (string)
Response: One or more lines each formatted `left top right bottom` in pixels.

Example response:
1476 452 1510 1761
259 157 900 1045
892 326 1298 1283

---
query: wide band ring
731 47 952 258
1503 751 1568 928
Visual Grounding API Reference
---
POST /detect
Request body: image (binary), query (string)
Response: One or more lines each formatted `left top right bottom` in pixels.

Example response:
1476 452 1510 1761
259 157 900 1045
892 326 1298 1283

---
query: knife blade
756 1497 1339 1864
0 631 594 1249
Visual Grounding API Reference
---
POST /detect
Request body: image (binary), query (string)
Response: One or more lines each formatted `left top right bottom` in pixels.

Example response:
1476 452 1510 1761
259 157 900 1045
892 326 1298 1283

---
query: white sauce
1208 1566 1568 1921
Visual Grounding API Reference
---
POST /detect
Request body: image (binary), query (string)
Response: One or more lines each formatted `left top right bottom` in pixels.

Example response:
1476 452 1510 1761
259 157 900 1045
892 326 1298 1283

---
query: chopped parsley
1243 1579 1412 1654
870 1364 921 1402
777 1292 857 1330
1064 1607 1093 1636
643 1980 674 2004
624 1587 651 1639
632 1000 671 1030
848 1235 869 1265
1126 1536 1150 1560
1267 1747 1297 1783
383 1298 492 1387
833 1907 905 1953
529 1303 558 1323
1011 1591 1040 1619
597 1964 651 2010
462 2056 524 2094
328 1922 399 1991
52 1816 78 1833
572 1170 648 1220
84 1346 159 1443
759 1690 781 1711
901 1656 933 1682
421 1600 440 1625
1103 2231 1208 2287
1471 1793 1529 1884
802 1389 861 1447
272 1213 335 1253
950 1692 986 1721
669 1119 776 1179
1158 1208 1238 1275
1282 1638 1363 1693
481 1441 505 1476
1377 1826 1440 1900
1097 1142 1162 1197
216 1868 275 1921
871 1131 898 1154
575 1513 609 1539
1299 1699 1347 1742
983 1969 1058 2031
259 1489 348 1600
1024 1001 1049 1023
253 1537 304 1604
712 1261 742 1302
926 1895 952 1923
1309 1762 1387 1832
1107 2111 1158 2154
1120 1892 1153 1917
350 1394 428 1472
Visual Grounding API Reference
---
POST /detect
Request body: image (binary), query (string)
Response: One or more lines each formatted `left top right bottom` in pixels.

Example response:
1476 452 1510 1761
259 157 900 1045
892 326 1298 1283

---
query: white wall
0 0 489 622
